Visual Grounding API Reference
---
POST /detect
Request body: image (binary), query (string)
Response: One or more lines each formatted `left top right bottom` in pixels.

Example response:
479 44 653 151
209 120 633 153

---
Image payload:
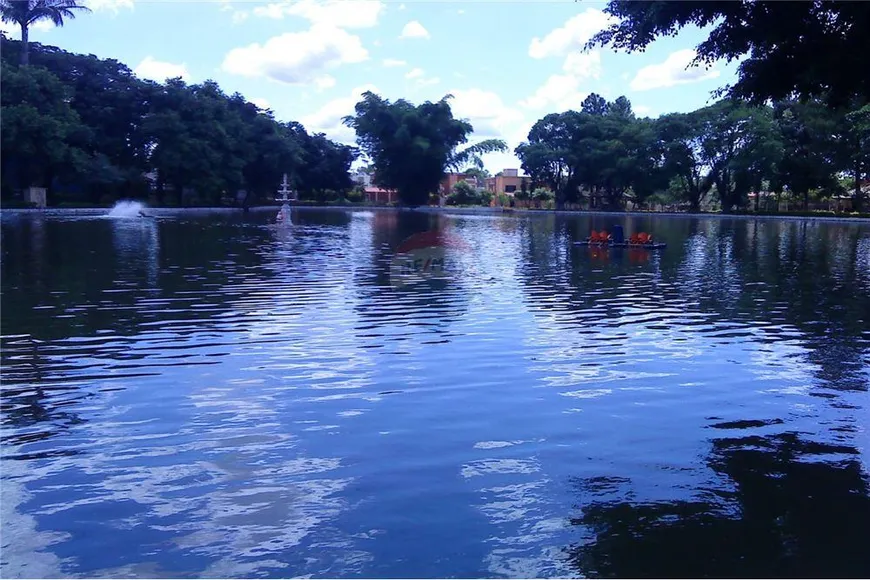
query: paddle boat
574 225 667 249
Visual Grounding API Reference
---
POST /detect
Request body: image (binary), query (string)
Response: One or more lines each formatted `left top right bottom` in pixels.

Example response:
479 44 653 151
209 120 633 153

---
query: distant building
485 169 528 195
440 172 475 195
364 186 397 204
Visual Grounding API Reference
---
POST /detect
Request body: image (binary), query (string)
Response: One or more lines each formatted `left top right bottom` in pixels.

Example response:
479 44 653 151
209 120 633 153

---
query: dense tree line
0 37 357 206
515 93 870 213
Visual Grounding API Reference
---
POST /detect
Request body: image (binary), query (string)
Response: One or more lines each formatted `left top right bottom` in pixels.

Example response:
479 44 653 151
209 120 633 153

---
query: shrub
532 188 554 202
346 187 365 203
446 180 490 206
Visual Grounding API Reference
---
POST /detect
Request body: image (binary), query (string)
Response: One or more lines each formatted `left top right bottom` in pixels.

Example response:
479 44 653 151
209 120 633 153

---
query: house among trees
485 169 530 196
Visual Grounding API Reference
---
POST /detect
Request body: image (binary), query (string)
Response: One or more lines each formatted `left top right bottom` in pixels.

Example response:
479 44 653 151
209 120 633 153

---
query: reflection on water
1 209 869 578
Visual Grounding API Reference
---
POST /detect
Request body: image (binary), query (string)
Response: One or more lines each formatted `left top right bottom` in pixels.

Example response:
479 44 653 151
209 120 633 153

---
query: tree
581 93 610 116
0 63 90 196
696 100 782 212
587 1 870 107
0 0 90 65
656 112 714 211
445 139 508 172
343 91 479 206
2 37 356 207
292 125 357 201
446 180 485 206
837 103 870 211
772 99 840 210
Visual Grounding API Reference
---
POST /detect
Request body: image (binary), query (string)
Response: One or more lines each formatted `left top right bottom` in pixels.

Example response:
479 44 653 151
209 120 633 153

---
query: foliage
587 1 870 107
446 180 489 206
0 37 357 206
464 167 491 181
446 139 508 172
516 92 869 213
343 91 501 207
531 188 554 202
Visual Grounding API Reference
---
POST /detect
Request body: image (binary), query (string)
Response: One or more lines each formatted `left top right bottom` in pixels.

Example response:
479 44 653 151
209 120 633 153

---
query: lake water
2 208 869 579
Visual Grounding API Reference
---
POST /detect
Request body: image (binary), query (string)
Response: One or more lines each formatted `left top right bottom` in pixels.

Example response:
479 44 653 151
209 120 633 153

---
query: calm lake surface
2 208 870 579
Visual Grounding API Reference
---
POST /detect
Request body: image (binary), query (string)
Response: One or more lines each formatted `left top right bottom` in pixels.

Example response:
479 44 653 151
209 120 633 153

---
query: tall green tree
0 0 90 65
697 100 781 212
587 1 870 107
772 99 840 210
655 112 714 211
0 63 89 196
343 91 479 206
837 103 870 212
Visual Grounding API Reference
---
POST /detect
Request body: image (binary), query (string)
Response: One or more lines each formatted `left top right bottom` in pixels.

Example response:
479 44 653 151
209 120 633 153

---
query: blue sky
2 0 740 173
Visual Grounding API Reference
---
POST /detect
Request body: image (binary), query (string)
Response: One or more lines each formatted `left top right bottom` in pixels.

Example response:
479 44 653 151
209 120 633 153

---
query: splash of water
107 200 147 218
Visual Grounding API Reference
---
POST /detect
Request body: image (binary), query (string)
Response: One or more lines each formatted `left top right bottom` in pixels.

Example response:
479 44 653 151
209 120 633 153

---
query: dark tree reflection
566 431 870 578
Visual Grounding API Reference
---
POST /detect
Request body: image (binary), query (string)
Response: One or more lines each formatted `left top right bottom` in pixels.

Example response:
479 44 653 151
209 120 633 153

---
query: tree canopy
515 92 868 213
343 91 506 206
0 37 357 206
587 1 870 107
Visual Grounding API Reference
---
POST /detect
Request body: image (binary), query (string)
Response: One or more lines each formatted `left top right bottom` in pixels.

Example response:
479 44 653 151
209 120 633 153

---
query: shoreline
2 204 869 224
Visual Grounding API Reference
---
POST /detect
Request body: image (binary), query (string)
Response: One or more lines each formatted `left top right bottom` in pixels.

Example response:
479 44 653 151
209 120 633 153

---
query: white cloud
231 10 248 24
314 75 337 91
404 67 439 88
629 49 720 91
222 25 367 84
134 56 189 82
400 20 429 39
457 9 465 14
519 51 600 111
383 58 406 67
521 74 589 111
634 104 653 116
252 0 383 28
446 89 531 173
251 97 271 110
398 3 406 9
0 19 16 37
84 0 134 12
1 18 54 38
301 84 379 145
529 8 616 59
562 51 601 79
448 88 525 141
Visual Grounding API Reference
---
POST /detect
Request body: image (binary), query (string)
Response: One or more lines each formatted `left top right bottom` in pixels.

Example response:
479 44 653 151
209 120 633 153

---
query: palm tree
0 0 91 65
445 139 508 172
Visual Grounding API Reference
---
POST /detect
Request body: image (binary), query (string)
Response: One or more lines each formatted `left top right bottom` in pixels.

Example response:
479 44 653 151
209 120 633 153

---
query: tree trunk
803 189 810 211
20 24 29 66
854 161 863 213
